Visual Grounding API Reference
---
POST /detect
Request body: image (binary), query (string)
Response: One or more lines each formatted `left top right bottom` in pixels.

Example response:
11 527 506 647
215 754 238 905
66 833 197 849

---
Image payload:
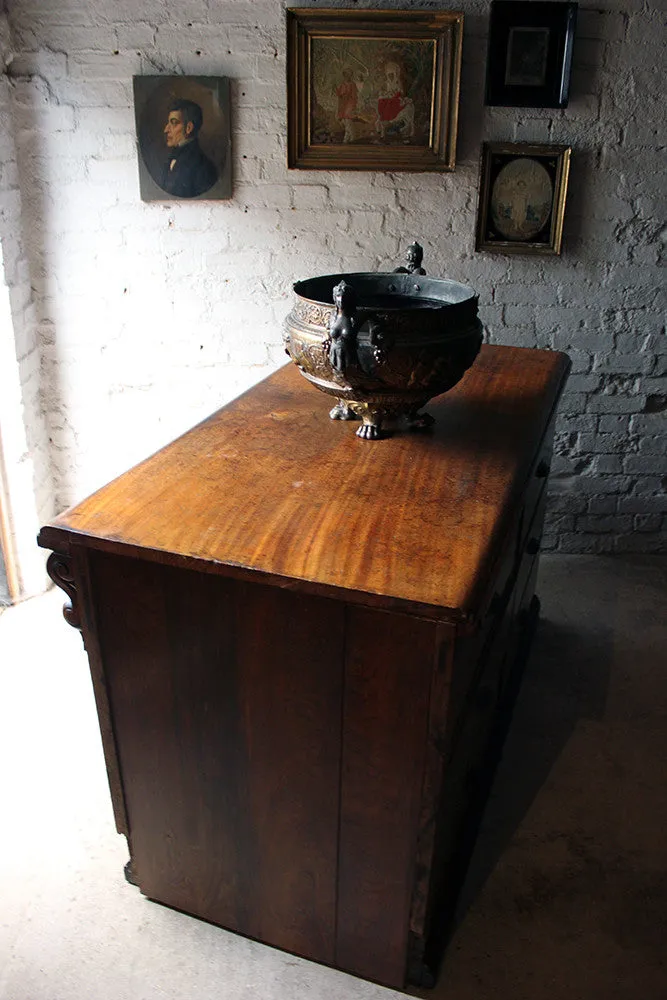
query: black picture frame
133 76 232 202
485 1 577 108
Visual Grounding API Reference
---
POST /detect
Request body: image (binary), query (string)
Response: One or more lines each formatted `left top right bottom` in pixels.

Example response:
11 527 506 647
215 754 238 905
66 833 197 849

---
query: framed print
133 76 232 201
286 7 463 171
475 143 571 255
485 1 577 108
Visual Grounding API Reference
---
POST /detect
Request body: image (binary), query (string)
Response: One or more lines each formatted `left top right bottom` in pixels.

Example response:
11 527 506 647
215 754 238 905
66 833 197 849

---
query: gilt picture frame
485 1 578 108
475 142 571 255
133 75 232 202
286 7 464 171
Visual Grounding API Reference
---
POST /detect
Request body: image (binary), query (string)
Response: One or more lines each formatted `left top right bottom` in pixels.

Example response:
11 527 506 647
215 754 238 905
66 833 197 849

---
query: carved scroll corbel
46 551 81 630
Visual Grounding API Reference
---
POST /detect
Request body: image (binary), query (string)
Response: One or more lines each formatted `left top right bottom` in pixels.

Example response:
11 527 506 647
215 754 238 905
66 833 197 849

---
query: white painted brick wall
2 0 665 554
0 11 52 597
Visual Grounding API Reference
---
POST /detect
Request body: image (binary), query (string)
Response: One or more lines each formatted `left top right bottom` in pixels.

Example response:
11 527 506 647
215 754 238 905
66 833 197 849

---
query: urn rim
292 271 479 312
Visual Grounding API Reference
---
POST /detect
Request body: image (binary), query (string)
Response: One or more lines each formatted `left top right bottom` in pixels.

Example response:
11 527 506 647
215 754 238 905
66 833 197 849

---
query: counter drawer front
515 484 548 615
520 421 554 549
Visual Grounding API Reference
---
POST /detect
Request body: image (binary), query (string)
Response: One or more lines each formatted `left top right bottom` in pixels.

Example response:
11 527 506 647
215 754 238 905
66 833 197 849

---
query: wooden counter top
38 345 570 626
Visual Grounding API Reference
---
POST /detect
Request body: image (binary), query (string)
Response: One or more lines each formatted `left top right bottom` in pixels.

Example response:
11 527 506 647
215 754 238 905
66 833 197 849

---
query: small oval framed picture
133 76 232 201
475 142 571 255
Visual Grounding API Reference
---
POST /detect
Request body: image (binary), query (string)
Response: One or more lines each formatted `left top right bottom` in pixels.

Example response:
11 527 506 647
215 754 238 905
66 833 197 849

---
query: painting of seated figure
287 9 464 172
310 39 434 148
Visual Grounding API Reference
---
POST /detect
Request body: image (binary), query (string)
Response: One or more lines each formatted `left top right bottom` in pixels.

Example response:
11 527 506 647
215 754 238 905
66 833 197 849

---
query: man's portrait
133 76 232 202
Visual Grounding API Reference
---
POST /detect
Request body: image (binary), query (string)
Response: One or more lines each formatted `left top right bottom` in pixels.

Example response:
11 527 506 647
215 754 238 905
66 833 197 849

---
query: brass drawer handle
536 459 551 478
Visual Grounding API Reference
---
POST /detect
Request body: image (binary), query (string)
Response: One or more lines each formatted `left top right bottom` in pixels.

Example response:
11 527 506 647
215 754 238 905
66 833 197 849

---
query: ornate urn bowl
283 243 484 439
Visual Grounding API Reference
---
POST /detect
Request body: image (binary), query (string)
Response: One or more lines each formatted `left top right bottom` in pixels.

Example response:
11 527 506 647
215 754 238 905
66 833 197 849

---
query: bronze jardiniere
283 244 483 439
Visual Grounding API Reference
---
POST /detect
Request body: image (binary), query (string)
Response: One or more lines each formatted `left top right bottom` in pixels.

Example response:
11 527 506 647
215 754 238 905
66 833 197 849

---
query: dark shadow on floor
454 613 613 917
410 605 614 997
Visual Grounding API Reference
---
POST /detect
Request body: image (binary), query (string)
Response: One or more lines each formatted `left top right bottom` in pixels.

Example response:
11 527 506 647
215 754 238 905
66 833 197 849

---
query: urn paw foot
329 401 357 421
356 420 383 440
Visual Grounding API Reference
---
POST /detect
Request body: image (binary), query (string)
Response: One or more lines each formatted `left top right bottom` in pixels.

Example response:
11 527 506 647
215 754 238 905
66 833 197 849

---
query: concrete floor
0 555 665 1000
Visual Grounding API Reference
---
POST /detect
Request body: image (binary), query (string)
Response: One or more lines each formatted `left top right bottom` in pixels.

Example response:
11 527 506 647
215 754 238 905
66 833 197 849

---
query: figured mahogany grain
38 345 569 625
89 550 343 963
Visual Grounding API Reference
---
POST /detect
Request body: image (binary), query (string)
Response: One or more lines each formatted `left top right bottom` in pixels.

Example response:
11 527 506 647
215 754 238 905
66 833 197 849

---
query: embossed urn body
283 247 484 439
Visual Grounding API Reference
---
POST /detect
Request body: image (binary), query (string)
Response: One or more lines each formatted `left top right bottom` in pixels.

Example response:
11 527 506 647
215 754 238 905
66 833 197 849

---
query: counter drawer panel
520 424 553 550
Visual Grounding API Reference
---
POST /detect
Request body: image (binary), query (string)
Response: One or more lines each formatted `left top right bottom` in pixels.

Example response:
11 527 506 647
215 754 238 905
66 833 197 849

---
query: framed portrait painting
485 1 577 108
286 8 463 171
475 142 571 255
133 76 232 201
